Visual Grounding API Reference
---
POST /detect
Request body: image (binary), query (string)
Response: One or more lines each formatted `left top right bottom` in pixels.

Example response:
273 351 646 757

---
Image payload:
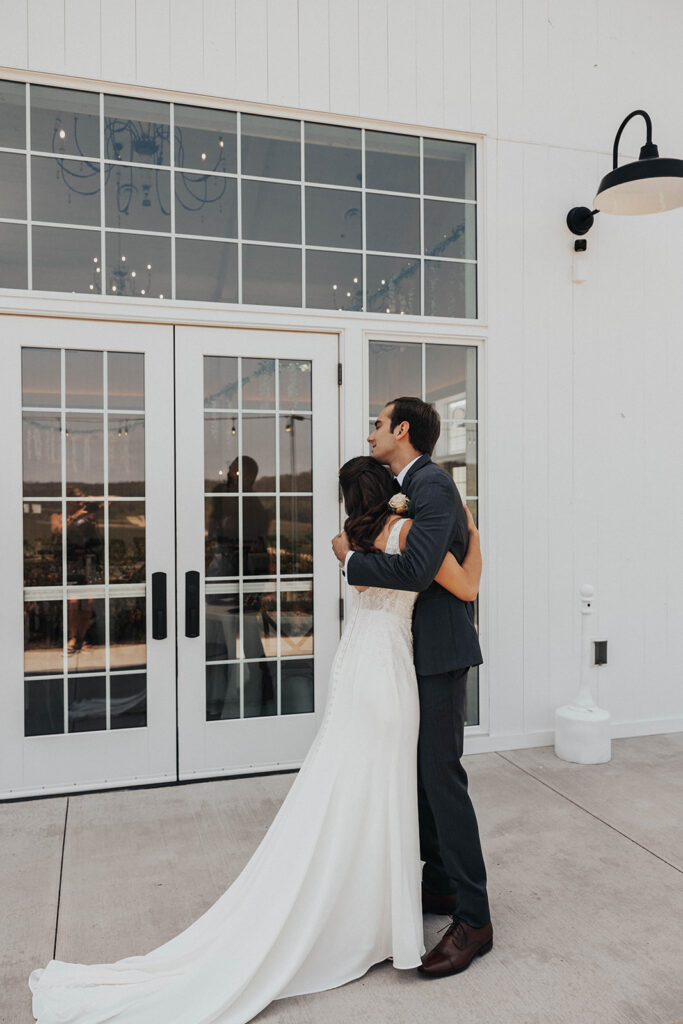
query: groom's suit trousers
417 667 490 929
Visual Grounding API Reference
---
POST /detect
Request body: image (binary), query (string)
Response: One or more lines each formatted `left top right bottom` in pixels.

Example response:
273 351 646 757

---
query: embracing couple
29 397 491 1024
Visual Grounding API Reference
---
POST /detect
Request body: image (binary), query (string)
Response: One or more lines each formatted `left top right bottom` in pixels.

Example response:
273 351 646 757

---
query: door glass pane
21 346 148 736
368 338 479 725
202 355 316 721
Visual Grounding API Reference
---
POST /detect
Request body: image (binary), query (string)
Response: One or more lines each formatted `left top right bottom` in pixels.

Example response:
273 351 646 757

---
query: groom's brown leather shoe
418 919 493 977
421 885 458 916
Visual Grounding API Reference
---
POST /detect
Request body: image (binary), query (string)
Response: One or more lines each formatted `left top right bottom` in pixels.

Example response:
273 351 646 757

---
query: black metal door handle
185 570 200 638
151 572 167 639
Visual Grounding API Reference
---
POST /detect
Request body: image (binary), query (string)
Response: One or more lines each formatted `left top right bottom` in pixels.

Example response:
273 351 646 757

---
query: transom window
0 80 477 318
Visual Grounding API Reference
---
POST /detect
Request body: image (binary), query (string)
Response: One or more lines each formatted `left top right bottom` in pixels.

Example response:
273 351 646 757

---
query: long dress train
29 519 424 1024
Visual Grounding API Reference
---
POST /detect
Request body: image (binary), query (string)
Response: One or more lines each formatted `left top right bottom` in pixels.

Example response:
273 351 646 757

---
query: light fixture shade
594 157 683 215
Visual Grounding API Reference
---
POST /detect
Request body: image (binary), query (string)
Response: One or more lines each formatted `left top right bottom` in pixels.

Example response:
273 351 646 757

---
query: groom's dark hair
388 396 440 455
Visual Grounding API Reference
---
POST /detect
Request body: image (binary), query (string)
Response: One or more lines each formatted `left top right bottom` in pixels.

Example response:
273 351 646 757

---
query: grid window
0 81 478 317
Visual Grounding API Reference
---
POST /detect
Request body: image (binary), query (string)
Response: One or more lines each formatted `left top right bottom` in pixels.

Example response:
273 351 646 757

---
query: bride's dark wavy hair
339 456 396 553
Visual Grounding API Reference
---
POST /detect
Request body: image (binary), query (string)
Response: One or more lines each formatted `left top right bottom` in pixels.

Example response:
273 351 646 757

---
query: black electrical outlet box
594 640 608 666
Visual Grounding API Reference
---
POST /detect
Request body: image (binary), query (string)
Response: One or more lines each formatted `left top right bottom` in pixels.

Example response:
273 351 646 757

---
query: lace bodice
355 518 418 624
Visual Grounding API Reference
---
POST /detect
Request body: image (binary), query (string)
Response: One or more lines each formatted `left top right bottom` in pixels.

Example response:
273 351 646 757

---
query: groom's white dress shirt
342 454 423 574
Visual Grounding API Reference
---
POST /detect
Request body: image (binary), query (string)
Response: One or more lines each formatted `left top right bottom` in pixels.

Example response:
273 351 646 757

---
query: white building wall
1 0 682 748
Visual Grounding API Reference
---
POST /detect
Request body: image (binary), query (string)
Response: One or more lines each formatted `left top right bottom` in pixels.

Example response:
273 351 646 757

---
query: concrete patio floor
2 733 683 1024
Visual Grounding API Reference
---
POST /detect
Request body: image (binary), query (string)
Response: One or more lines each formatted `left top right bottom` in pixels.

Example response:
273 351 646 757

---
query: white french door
0 317 340 798
175 327 339 778
0 316 177 797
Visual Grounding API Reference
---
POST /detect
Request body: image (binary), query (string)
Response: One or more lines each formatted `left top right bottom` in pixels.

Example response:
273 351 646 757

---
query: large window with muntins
368 340 480 724
0 80 477 318
22 347 147 736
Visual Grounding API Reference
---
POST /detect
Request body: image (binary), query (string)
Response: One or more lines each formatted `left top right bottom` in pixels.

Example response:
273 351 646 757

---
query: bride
29 455 482 1024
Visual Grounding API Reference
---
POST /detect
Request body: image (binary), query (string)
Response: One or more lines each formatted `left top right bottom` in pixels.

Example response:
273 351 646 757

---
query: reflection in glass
425 343 476 418
368 341 422 417
66 349 102 409
105 166 170 233
204 355 238 409
0 151 27 218
433 420 477 498
206 662 240 720
243 496 276 575
110 672 147 729
279 359 311 411
32 226 100 294
242 244 301 307
67 596 105 670
204 413 239 490
22 348 60 408
280 415 311 491
104 95 171 165
105 231 171 299
307 248 362 309
241 114 300 180
423 138 476 200
305 187 361 249
65 415 104 495
31 85 100 158
205 495 239 577
366 255 420 316
0 222 28 289
280 496 312 574
174 105 237 172
109 596 146 669
25 678 64 736
175 174 237 238
243 660 276 718
280 584 313 656
242 414 276 489
108 414 145 496
242 584 277 659
24 600 63 676
108 351 144 410
281 658 314 715
22 413 61 496
23 502 62 586
206 587 240 661
242 358 275 409
0 79 26 149
176 238 238 303
31 156 100 226
365 131 419 193
109 501 145 582
366 193 419 254
66 501 104 583
241 179 301 244
304 123 361 187
68 674 106 731
424 200 476 260
424 260 477 318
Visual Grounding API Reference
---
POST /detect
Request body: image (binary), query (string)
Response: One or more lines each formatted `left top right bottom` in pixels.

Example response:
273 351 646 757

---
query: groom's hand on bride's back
332 530 351 565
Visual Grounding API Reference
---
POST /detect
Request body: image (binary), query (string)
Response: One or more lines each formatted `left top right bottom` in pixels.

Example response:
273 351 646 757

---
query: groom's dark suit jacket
346 454 482 676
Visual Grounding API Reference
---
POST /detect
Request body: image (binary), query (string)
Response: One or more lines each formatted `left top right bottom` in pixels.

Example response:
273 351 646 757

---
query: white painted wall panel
386 0 417 126
468 0 496 137
170 0 205 95
101 0 136 84
328 0 360 116
235 0 268 104
415 0 443 129
202 0 236 100
358 0 388 122
135 0 171 89
298 0 330 113
442 0 471 133
266 0 299 110
28 0 65 75
64 0 101 81
0 0 28 70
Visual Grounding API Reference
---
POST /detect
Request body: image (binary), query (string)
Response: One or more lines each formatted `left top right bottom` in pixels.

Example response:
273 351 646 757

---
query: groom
332 396 493 976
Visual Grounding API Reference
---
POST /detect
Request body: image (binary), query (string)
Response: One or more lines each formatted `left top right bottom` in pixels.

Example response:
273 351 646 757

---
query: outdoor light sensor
567 109 683 235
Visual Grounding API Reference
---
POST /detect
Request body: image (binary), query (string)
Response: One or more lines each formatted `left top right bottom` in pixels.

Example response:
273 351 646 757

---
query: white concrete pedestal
555 704 612 764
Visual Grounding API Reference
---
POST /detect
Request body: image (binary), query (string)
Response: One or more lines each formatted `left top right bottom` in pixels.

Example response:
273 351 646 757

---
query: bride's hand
463 503 478 534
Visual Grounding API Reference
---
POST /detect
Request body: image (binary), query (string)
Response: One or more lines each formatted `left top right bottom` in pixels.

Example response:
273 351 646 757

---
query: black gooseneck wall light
567 109 683 236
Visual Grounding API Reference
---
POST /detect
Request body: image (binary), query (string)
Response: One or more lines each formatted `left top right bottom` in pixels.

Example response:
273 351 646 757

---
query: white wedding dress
29 519 424 1024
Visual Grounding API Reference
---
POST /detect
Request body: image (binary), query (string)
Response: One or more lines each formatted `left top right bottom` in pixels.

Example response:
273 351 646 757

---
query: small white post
554 584 611 764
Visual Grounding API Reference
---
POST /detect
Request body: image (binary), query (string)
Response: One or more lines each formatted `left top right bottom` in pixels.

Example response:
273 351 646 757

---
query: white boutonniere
388 493 410 514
